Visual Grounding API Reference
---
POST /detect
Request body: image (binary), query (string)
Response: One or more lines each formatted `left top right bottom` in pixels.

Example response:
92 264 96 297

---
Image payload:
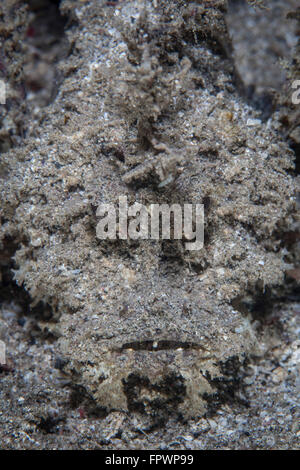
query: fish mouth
114 339 210 353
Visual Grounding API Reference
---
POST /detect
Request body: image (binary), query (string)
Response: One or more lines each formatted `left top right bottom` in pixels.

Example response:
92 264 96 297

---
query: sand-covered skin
0 0 299 449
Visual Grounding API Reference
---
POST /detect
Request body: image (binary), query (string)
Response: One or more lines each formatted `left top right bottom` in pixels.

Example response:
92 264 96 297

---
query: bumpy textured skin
0 0 296 420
